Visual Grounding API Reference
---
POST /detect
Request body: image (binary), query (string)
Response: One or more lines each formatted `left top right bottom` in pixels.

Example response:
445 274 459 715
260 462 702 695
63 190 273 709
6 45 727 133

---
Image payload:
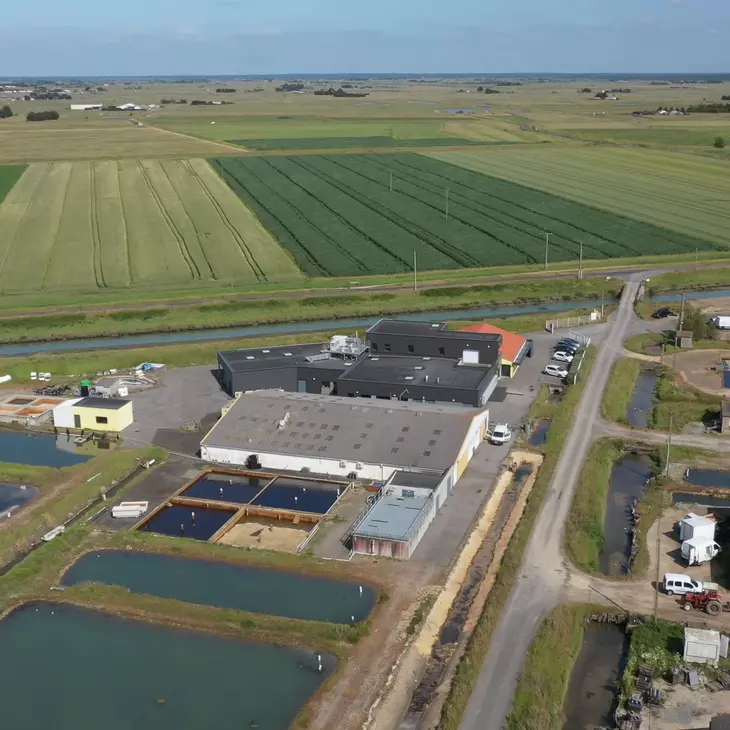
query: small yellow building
71 397 134 432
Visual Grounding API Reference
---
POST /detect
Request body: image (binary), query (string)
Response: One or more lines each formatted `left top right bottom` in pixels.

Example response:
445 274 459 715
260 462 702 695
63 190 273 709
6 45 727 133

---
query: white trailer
111 501 148 519
712 316 730 330
678 513 716 542
682 536 721 566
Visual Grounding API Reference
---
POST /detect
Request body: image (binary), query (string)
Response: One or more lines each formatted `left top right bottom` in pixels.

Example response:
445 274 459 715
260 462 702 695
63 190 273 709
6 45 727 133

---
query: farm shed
459 322 531 377
200 390 488 483
675 330 693 349
70 397 133 433
684 627 722 666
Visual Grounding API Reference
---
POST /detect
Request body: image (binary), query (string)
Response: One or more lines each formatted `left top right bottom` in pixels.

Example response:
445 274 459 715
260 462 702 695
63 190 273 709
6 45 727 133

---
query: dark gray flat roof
202 390 482 472
367 319 501 344
389 471 444 490
219 343 330 373
75 397 130 410
338 355 494 390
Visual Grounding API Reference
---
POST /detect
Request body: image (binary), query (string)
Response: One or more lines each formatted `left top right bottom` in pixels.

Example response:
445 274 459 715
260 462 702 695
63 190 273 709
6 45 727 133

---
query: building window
402 489 415 498
371 343 378 352
384 343 391 352
438 347 445 356
408 344 414 353
95 416 108 425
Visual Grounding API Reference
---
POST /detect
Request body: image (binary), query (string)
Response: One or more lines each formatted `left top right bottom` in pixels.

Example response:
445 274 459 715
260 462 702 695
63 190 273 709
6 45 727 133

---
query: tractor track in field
89 163 107 289
135 160 201 281
114 161 134 286
180 160 267 282
39 163 73 291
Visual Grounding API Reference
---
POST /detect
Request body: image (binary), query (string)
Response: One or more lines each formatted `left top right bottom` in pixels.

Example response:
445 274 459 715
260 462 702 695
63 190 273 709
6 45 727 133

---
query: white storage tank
678 513 716 542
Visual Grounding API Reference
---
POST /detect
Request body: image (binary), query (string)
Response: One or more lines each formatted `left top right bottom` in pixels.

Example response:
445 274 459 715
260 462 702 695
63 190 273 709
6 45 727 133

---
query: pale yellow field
0 159 302 293
427 145 730 247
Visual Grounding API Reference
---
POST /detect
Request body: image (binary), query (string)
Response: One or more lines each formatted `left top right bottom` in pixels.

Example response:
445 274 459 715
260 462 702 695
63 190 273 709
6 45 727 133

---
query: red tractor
683 590 730 616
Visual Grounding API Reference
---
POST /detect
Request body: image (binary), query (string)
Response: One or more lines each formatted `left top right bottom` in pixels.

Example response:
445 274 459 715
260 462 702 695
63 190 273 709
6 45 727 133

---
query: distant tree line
687 102 730 113
313 87 369 98
721 95 730 101
0 106 13 119
275 82 305 92
26 110 59 122
25 92 71 101
216 88 236 93
161 98 188 104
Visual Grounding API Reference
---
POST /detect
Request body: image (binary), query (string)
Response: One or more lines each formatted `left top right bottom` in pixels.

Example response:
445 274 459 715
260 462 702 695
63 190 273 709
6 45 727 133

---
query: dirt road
458 280 640 730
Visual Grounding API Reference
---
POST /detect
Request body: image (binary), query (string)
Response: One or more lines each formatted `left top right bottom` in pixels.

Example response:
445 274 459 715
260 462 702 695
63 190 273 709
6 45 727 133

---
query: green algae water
63 550 376 623
0 603 331 730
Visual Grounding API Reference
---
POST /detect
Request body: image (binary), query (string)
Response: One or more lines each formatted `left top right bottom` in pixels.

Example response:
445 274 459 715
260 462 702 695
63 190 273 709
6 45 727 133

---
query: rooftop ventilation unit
328 334 368 358
277 412 291 430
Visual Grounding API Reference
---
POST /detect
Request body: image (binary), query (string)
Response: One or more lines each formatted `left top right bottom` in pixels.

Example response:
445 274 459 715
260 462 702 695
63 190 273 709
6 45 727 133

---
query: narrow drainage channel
528 418 552 447
600 454 654 577
0 463 148 577
562 622 628 730
626 367 659 429
673 492 730 509
402 462 534 724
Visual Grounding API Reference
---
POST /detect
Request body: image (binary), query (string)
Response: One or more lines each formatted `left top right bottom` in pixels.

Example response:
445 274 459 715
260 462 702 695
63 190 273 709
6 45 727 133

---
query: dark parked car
652 307 677 319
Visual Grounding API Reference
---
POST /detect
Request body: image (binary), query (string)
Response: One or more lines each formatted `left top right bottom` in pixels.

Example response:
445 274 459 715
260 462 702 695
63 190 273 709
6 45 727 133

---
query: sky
1 0 728 76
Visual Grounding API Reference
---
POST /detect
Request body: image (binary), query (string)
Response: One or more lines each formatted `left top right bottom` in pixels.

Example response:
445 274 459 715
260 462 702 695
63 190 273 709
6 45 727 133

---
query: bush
0 105 12 119
715 136 726 149
26 110 60 122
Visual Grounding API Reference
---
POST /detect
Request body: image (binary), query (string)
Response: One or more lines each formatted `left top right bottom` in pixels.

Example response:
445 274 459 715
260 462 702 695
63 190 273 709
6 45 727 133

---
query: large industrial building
200 389 490 559
217 319 502 407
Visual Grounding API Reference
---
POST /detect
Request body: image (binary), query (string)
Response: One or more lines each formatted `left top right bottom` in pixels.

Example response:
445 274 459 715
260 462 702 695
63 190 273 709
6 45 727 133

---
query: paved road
458 280 640 730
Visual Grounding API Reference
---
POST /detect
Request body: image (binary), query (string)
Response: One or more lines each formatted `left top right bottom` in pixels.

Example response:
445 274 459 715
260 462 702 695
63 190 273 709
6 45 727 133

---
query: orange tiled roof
459 323 527 363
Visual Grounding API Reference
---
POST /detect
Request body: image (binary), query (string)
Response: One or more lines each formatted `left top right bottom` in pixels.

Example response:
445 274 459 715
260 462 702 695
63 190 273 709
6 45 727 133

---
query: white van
663 572 705 596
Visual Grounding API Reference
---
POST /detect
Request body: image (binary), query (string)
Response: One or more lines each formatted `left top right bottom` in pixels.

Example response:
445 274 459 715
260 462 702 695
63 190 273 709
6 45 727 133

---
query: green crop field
428 146 730 247
0 165 25 204
211 153 717 277
0 159 302 293
228 136 497 150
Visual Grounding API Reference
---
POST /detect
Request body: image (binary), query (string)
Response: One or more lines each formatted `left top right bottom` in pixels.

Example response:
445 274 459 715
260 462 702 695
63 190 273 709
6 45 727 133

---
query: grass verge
438 346 596 730
649 368 721 431
601 358 642 424
506 604 599 730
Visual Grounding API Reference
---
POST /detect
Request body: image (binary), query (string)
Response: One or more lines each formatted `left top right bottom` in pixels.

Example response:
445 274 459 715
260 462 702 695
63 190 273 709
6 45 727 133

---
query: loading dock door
501 363 512 377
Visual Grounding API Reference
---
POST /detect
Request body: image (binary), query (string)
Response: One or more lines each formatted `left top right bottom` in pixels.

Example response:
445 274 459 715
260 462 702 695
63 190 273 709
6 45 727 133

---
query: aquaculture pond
252 478 342 514
600 455 653 576
0 482 38 516
685 469 730 490
0 431 90 467
139 504 235 541
563 623 627 730
673 493 730 509
63 550 376 623
626 367 659 428
181 472 266 504
0 603 332 730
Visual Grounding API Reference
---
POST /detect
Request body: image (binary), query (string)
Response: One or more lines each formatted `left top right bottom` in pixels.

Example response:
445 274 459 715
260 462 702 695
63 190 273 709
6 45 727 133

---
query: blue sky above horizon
1 0 728 76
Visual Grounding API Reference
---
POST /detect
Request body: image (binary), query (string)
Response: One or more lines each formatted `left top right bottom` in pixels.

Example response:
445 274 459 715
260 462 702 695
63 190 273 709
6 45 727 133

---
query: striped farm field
211 153 718 277
0 159 302 294
0 165 25 205
427 146 730 247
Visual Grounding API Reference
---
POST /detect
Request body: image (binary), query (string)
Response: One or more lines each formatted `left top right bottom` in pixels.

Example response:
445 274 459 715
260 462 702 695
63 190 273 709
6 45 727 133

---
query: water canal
62 550 376 623
0 602 331 730
528 419 551 447
626 368 659 428
600 455 654 576
563 623 627 730
0 431 90 468
0 298 605 355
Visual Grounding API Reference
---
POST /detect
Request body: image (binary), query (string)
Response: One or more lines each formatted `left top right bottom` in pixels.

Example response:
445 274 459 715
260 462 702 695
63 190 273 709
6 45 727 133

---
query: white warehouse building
200 390 489 484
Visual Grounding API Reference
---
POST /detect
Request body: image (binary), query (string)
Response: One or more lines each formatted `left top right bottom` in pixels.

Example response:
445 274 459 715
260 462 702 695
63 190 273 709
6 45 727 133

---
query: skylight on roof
262 350 270 353
284 353 293 356
246 356 254 360
405 376 414 380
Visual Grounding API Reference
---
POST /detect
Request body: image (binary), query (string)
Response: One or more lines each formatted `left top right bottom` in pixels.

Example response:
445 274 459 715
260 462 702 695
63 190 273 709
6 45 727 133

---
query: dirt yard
669 349 729 397
217 517 312 552
644 681 730 729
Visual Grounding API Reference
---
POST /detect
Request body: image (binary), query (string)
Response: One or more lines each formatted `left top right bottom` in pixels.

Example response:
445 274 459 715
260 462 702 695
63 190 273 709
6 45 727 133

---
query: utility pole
413 251 417 292
664 413 673 477
578 242 583 280
389 171 393 193
445 188 450 221
695 247 699 271
679 292 686 331
544 232 551 271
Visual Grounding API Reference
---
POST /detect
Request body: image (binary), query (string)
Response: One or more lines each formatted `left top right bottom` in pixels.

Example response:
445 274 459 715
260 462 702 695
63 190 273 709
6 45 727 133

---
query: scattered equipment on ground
683 589 730 615
111 501 149 519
